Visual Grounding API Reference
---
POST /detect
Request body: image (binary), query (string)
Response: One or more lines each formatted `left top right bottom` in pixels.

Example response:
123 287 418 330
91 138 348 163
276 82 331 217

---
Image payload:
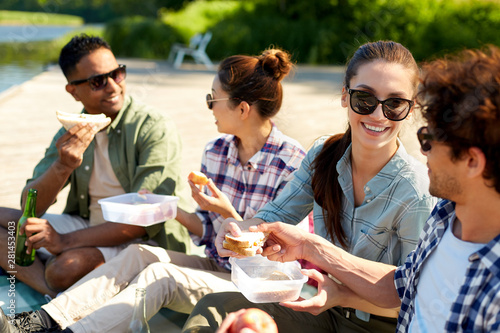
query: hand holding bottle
20 217 65 256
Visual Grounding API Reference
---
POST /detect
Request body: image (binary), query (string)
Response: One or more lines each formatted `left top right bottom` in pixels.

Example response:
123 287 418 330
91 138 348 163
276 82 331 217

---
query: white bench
168 31 214 70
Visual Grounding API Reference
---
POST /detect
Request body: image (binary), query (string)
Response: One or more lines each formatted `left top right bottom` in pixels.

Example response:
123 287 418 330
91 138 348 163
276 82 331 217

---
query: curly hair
419 45 500 192
59 33 111 79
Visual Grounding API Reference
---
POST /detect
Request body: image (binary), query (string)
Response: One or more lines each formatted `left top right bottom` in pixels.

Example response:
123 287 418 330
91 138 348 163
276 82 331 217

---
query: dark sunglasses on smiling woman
347 88 414 121
206 94 241 110
70 64 127 91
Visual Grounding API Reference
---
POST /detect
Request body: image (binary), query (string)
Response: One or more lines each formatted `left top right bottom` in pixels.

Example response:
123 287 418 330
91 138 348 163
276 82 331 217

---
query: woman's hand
189 179 242 220
215 218 265 258
215 219 247 258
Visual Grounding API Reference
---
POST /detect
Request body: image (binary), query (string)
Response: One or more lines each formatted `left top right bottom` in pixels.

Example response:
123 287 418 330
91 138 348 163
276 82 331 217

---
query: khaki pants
38 213 142 262
182 292 397 333
42 244 236 333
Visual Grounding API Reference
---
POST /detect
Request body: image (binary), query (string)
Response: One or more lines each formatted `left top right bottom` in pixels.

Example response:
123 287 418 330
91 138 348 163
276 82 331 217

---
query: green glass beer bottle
15 188 37 266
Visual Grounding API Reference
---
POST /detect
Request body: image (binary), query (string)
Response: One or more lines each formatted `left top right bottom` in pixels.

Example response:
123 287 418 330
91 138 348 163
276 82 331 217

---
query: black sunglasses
417 126 434 152
206 94 240 110
347 88 414 121
70 65 127 91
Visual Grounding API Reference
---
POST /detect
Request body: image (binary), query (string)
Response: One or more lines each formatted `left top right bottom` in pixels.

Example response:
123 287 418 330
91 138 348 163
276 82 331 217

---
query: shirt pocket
351 229 391 263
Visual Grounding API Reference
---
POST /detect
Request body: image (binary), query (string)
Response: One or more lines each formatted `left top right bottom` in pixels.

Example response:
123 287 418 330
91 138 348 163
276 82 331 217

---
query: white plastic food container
230 255 307 303
98 193 178 226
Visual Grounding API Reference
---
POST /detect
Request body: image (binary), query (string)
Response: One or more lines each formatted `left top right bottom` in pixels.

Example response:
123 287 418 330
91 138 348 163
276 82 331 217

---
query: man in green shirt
0 34 191 297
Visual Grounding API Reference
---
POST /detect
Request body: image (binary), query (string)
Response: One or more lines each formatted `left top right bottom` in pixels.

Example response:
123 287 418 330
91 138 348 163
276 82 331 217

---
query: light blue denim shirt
255 136 436 322
255 136 436 267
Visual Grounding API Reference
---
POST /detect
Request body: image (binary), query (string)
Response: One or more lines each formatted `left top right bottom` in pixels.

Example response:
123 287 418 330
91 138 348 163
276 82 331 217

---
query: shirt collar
226 124 282 175
366 139 408 196
473 232 500 278
438 200 500 278
227 137 239 166
337 138 408 199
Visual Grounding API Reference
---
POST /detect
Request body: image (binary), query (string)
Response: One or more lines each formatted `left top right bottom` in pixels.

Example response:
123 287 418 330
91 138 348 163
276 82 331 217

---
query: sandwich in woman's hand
223 231 268 256
56 110 111 131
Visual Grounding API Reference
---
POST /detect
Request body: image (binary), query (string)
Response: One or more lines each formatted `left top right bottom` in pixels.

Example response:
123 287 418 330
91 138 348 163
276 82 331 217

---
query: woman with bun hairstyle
182 41 437 333
174 48 306 269
15 49 306 333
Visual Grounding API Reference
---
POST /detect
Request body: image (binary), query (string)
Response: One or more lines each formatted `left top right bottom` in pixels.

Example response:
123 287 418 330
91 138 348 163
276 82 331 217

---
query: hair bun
259 48 293 81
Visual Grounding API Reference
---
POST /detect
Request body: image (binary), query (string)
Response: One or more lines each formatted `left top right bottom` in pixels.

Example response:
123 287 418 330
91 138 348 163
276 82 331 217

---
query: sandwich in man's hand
56 110 111 132
223 231 268 256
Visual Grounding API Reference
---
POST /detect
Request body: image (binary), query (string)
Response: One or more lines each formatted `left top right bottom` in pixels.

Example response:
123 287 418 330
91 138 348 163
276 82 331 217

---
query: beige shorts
36 213 148 262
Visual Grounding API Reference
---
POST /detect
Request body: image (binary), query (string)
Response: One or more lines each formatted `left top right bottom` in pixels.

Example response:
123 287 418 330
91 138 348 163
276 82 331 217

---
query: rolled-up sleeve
254 140 322 225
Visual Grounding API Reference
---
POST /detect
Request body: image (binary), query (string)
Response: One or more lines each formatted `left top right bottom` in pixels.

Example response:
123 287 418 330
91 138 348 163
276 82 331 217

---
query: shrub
160 1 243 42
104 16 181 59
103 0 500 64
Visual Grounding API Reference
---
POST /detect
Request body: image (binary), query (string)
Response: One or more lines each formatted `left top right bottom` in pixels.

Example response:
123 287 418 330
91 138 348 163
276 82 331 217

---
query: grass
160 1 245 41
0 10 83 26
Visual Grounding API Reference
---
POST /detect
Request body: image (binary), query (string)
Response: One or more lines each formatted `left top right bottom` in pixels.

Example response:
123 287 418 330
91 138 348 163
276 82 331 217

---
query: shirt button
469 253 480 261
366 199 371 203
116 129 121 134
84 165 90 171
365 186 371 192
80 194 85 200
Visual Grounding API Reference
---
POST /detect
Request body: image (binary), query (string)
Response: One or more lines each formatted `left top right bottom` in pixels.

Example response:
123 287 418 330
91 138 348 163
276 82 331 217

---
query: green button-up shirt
29 95 191 253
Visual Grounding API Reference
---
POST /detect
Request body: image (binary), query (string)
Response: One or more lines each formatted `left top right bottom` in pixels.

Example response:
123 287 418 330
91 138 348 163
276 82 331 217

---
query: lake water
0 62 49 94
0 25 81 95
0 25 77 43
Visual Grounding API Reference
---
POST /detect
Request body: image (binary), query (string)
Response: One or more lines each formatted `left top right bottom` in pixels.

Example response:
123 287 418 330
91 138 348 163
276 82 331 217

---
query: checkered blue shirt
191 125 305 270
395 199 500 332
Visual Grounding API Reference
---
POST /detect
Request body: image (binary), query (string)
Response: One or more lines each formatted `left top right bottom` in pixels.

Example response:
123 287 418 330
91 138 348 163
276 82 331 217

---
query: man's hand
20 217 66 255
250 222 309 263
189 179 242 220
55 123 97 171
280 269 348 315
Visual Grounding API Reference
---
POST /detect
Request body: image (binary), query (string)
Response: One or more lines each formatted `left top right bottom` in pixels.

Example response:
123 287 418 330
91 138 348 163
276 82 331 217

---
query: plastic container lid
98 193 178 226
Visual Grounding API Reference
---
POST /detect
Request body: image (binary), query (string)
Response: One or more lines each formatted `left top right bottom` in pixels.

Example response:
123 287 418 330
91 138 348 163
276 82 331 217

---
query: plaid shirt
395 199 500 332
191 125 305 270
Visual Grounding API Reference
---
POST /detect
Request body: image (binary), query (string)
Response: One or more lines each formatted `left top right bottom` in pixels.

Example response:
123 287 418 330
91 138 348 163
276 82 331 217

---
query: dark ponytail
311 127 352 248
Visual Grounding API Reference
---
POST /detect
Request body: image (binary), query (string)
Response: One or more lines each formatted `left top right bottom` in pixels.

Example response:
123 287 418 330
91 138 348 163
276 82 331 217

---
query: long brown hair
311 41 418 248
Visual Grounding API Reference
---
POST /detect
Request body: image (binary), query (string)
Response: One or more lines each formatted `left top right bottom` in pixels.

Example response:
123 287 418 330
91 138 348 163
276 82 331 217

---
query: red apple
229 308 278 333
